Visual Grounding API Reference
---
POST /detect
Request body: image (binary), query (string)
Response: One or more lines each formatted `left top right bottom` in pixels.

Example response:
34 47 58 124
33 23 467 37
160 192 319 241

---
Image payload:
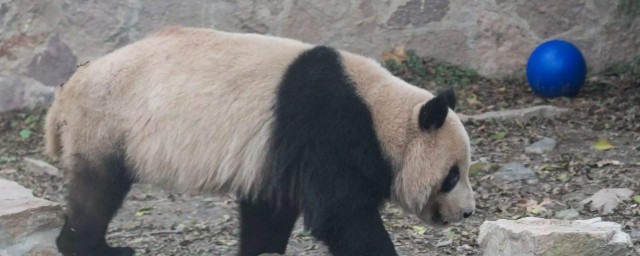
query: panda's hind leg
238 198 299 256
56 154 135 256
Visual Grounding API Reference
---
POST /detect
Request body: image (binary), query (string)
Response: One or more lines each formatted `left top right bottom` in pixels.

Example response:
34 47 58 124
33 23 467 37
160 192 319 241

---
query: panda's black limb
267 46 397 256
239 198 299 256
56 153 136 256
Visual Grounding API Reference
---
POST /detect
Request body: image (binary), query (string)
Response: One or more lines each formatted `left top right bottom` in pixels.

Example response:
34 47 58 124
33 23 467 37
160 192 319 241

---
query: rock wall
1 0 639 111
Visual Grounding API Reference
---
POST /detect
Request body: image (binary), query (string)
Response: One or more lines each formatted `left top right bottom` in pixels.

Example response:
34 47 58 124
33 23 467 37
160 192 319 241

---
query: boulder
478 217 633 256
0 178 63 256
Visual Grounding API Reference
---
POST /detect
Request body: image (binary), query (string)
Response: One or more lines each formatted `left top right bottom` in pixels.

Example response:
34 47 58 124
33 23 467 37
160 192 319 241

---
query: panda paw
108 246 136 256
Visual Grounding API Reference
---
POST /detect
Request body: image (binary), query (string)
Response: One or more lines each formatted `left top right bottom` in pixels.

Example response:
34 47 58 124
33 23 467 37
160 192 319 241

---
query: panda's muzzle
430 204 474 226
431 211 447 225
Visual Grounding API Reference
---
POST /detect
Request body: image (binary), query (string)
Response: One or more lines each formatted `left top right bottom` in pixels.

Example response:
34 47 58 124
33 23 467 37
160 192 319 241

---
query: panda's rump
58 27 312 196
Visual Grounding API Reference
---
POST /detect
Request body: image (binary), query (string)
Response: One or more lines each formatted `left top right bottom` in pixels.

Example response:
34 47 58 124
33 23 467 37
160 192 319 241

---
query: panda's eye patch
441 166 460 192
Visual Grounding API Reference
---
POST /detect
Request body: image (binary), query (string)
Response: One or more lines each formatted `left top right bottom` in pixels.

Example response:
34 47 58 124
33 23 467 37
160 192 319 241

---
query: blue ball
526 40 587 98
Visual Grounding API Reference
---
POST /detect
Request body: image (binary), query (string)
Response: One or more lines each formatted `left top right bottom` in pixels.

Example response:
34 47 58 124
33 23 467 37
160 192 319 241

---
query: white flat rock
0 179 63 256
478 217 632 256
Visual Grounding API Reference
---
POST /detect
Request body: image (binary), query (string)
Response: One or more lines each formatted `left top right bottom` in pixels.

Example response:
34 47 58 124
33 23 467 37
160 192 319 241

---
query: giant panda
44 26 475 256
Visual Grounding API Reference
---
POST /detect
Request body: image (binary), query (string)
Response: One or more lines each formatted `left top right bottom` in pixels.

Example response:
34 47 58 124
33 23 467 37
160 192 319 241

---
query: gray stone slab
0 179 62 256
478 217 633 256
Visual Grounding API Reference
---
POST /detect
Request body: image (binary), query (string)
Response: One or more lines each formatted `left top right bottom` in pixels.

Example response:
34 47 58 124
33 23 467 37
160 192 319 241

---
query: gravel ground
1 55 639 255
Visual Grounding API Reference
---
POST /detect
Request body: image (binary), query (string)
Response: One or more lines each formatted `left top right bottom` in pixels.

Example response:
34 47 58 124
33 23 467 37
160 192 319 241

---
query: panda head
391 88 474 227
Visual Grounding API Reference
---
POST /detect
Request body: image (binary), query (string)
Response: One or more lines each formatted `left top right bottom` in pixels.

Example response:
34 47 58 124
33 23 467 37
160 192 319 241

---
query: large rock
0 178 63 256
478 217 633 256
0 0 639 112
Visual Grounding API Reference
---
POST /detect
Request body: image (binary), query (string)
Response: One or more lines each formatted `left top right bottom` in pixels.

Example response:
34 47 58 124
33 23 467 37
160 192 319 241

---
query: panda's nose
463 211 473 218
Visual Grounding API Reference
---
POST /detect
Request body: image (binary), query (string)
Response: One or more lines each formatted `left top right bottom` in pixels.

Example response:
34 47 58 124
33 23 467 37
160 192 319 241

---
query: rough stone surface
478 217 633 256
0 0 638 112
387 0 450 27
515 0 595 39
24 244 62 256
25 35 77 87
525 137 557 155
472 9 537 75
0 76 24 112
23 158 61 177
554 209 580 220
458 106 569 123
0 169 17 174
493 162 538 184
0 178 63 256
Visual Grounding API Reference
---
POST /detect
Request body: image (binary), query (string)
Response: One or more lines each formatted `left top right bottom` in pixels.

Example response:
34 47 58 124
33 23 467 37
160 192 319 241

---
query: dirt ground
1 54 639 255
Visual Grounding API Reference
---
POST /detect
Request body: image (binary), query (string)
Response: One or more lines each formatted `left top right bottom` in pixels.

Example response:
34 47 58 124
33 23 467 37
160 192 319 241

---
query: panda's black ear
419 94 450 131
438 87 456 110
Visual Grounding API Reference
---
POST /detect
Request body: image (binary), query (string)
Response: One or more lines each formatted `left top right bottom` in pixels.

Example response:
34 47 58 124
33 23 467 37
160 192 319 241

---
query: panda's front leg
238 198 300 256
312 205 398 256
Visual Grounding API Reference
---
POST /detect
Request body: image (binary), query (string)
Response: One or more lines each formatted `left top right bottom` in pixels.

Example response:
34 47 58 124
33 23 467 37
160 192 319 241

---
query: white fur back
56 27 312 196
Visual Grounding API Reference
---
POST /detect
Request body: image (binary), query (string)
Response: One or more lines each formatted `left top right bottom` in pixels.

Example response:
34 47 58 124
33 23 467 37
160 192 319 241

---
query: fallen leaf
557 173 570 183
540 164 566 172
442 228 458 240
595 159 622 168
593 139 613 151
529 206 543 214
383 220 393 229
23 115 35 125
515 199 531 207
436 239 452 247
216 238 237 246
580 188 633 214
491 131 507 140
135 206 154 217
516 198 554 214
412 225 427 235
0 169 17 174
0 156 17 165
633 195 640 204
19 129 31 139
469 161 488 176
466 94 480 105
479 175 493 181
381 45 408 64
